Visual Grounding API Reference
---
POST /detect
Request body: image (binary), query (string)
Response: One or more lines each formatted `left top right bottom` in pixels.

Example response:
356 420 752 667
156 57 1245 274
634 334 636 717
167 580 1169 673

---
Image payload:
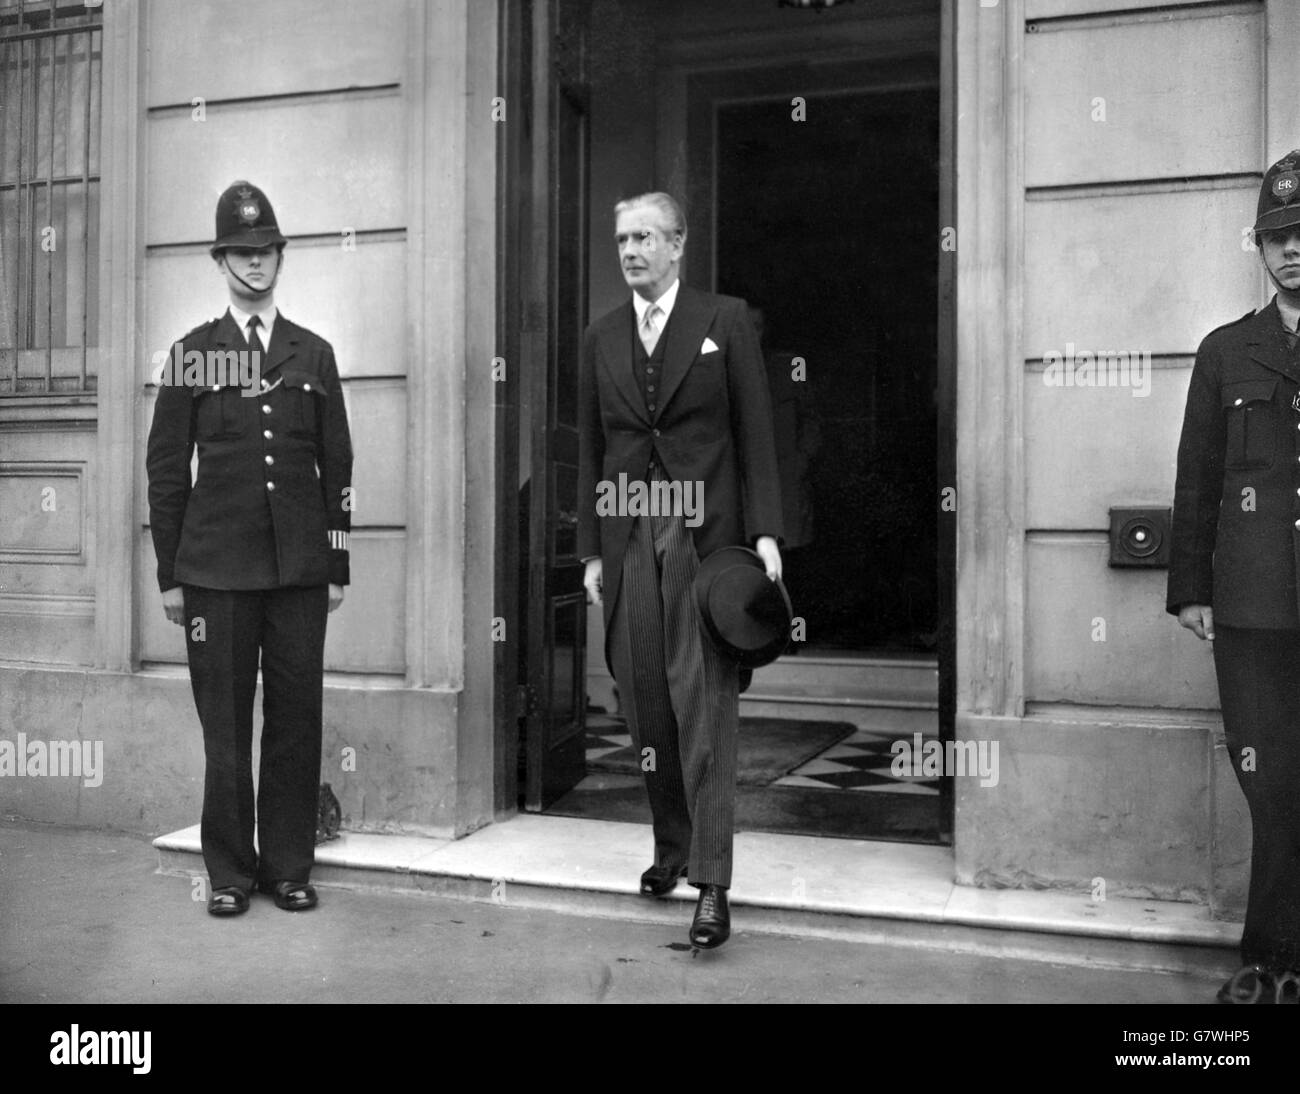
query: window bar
43 0 55 393
26 34 39 385
80 21 92 388
0 34 9 392
14 12 28 384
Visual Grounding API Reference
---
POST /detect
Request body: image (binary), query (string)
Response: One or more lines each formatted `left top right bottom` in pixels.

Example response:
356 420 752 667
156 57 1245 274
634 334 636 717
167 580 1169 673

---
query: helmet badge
236 187 261 224
1272 171 1299 202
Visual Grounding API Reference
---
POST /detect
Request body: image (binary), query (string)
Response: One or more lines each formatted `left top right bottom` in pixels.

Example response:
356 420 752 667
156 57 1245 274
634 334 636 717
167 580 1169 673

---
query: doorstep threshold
154 813 1240 974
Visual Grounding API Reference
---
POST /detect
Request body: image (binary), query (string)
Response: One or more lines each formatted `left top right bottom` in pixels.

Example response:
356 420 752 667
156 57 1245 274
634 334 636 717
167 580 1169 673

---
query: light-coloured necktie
247 314 265 389
639 303 661 355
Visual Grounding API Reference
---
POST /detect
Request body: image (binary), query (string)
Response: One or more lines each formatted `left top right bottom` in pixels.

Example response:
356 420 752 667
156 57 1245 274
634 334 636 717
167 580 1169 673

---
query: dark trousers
1214 625 1300 971
607 484 740 888
183 584 328 892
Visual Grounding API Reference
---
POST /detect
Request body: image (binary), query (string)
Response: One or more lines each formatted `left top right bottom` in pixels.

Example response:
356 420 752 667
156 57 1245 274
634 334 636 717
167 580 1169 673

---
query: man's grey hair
615 192 688 242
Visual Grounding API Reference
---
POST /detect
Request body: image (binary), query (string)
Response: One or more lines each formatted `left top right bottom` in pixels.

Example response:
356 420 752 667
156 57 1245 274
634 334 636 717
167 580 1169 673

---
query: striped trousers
607 467 740 888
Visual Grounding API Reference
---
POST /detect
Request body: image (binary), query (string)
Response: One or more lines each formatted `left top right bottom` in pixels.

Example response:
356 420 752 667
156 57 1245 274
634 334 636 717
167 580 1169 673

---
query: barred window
0 0 102 396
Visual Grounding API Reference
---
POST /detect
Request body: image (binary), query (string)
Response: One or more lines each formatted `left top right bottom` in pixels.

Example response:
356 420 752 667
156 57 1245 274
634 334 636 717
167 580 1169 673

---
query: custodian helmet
211 180 287 254
1254 151 1300 237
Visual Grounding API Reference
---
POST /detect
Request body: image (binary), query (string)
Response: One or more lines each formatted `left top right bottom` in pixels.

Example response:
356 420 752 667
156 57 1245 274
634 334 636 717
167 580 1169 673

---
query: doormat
588 717 857 787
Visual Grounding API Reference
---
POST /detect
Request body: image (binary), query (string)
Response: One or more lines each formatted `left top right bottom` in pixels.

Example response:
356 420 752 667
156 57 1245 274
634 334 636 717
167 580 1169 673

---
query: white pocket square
701 337 719 354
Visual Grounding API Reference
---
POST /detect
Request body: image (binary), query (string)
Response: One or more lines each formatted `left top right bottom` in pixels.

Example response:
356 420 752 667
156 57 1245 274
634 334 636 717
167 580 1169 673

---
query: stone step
736 699 939 734
590 655 941 729
154 814 1238 980
747 654 939 708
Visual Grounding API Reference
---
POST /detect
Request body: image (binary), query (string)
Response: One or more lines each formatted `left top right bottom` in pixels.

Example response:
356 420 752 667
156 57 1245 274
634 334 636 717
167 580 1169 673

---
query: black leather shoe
640 863 687 898
690 884 730 949
1217 965 1271 1004
207 886 250 917
1274 970 1300 1004
259 879 318 912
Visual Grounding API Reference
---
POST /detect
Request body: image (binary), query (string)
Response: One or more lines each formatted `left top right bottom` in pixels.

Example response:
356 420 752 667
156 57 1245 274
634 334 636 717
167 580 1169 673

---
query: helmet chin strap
225 257 280 299
1266 264 1300 298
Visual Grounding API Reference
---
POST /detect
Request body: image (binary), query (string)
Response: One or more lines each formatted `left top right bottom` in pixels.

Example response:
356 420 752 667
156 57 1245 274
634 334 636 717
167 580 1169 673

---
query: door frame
492 0 529 816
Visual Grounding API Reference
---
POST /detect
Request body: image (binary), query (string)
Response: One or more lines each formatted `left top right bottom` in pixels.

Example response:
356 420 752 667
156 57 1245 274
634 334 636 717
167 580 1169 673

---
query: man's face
1260 227 1300 293
216 244 281 299
616 205 682 302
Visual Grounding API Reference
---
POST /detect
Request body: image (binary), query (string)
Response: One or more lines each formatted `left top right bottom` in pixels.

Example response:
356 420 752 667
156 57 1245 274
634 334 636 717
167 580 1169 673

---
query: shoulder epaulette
1205 309 1256 337
180 316 221 341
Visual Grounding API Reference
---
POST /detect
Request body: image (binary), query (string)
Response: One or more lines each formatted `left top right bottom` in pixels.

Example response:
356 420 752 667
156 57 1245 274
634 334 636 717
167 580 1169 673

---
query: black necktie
247 314 264 389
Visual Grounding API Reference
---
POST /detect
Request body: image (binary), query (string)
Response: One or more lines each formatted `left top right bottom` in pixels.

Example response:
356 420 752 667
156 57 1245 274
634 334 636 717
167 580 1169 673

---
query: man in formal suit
577 192 784 949
1169 151 1300 1003
147 181 353 917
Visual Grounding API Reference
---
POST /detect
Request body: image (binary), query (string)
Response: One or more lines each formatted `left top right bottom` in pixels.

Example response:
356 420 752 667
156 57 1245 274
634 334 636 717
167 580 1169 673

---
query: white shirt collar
228 302 278 345
632 278 680 325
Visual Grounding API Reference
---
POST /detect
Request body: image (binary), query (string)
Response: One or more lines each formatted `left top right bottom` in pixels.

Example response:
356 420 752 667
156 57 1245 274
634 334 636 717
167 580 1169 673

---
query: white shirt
632 277 680 336
228 302 278 348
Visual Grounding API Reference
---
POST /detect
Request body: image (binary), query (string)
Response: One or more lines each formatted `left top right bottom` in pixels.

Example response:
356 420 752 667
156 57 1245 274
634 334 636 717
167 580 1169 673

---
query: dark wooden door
522 0 590 811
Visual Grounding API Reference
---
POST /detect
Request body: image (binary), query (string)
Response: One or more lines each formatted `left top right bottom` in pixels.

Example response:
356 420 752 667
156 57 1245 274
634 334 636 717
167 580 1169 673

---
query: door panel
523 1 590 811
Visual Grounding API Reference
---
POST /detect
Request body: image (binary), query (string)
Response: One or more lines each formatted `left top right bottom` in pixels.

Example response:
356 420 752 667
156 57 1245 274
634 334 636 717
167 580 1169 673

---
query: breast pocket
192 385 246 440
279 370 325 438
1221 378 1279 470
685 351 724 396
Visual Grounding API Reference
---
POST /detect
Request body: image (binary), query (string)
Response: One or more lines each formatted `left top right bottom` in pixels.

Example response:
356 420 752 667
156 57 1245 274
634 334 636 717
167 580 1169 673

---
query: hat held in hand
694 546 793 669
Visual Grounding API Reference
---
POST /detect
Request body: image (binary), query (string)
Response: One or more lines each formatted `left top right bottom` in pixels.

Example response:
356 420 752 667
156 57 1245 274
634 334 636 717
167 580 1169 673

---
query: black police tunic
147 311 353 592
1168 298 1300 629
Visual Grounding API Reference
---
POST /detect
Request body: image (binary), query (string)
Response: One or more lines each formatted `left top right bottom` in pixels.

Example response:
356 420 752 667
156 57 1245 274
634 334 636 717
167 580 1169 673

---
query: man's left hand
329 584 345 612
755 536 782 582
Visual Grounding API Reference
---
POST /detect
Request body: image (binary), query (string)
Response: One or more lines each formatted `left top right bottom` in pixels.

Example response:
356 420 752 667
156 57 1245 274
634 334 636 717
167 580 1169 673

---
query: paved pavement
0 819 1220 1005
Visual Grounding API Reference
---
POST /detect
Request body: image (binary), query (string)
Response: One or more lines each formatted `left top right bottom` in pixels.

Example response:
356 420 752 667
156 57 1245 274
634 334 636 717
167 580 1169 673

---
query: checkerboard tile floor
585 713 634 764
584 714 941 795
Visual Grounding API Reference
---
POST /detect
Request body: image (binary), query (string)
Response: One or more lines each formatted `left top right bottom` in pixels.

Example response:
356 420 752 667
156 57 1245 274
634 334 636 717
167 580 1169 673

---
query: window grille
0 0 102 396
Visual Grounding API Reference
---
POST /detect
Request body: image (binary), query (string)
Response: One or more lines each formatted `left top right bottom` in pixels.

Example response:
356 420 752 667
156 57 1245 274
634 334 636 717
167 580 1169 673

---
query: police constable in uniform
147 181 353 916
578 192 784 949
1169 151 1300 1003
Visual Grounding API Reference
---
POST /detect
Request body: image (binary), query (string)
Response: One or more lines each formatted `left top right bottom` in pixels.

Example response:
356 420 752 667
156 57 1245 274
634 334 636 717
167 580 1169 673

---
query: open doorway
513 0 951 845
716 88 940 654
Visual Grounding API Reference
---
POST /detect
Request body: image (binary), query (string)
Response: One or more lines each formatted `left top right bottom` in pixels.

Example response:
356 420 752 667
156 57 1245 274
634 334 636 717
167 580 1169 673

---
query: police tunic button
263 429 272 439
212 384 221 392
266 481 276 492
1235 398 1244 406
648 403 656 412
262 404 272 414
303 383 312 392
265 455 274 466
652 428 660 437
261 379 269 391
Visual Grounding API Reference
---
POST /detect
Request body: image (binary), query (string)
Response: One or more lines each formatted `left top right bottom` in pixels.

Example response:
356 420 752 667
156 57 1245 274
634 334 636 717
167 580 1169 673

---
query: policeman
1168 151 1300 1003
147 181 353 916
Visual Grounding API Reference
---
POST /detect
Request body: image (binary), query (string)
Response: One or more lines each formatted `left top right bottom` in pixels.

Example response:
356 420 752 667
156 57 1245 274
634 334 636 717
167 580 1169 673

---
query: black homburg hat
693 546 793 669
